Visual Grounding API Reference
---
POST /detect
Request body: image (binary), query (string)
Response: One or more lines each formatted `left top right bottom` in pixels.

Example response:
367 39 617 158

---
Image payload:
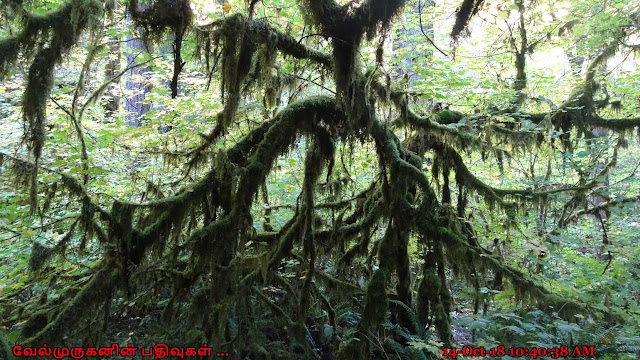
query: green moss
0 38 20 76
434 303 452 345
2 0 621 355
128 0 192 43
362 268 389 329
28 243 54 275
540 294 585 319
437 110 464 124
24 265 119 346
3 0 105 210
185 329 207 346
452 0 484 39
416 267 440 325
21 310 49 340
337 337 366 360
0 330 14 360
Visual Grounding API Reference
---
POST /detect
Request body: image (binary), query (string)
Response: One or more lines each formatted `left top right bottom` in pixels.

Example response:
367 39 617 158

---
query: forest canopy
1 0 640 359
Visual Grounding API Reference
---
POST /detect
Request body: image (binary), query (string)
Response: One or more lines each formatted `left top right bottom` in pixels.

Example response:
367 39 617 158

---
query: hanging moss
362 268 389 329
0 38 21 77
451 0 485 40
24 265 119 346
434 238 453 346
433 302 451 345
0 0 104 210
127 0 192 98
3 1 634 356
416 266 440 325
128 0 192 43
588 115 640 131
28 243 55 276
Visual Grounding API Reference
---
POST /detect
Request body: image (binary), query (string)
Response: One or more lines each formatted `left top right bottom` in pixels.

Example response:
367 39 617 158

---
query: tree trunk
104 37 121 119
124 2 152 128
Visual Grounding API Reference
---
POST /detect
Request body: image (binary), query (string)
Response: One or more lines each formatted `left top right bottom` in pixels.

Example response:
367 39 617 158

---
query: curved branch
203 14 332 68
418 0 448 57
423 136 596 202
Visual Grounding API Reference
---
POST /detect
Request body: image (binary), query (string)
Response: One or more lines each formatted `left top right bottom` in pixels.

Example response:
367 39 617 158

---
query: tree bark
104 36 121 119
124 2 152 128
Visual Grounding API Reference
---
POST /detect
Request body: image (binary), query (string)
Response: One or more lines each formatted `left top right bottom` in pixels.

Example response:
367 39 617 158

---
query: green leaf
502 325 526 335
7 331 19 343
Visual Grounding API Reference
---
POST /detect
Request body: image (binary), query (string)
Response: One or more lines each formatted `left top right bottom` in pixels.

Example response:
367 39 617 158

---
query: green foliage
1 0 640 358
458 310 640 359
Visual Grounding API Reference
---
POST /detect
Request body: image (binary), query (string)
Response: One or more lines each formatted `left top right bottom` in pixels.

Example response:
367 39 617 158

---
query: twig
418 0 448 57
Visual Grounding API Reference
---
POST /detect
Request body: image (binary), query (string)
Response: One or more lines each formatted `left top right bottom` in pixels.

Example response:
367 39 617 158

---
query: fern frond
390 299 426 338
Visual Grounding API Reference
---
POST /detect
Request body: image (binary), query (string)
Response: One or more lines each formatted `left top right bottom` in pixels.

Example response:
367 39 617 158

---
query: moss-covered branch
563 194 640 225
24 264 119 346
1 0 105 210
587 115 640 130
3 0 634 355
